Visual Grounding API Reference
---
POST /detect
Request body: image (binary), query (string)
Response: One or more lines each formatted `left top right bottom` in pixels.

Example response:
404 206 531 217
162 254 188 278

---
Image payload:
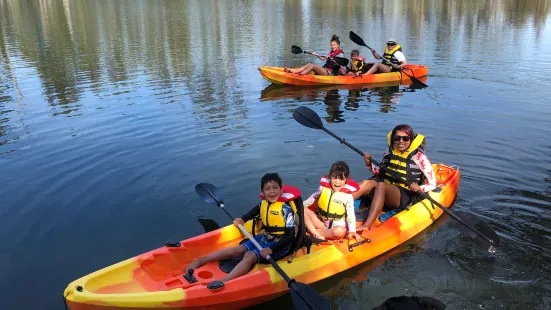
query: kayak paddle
194 183 332 310
291 44 350 67
292 106 500 253
348 31 428 89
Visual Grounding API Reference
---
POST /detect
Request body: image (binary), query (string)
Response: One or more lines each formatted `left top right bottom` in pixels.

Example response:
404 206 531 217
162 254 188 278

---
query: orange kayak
258 64 429 86
64 164 459 310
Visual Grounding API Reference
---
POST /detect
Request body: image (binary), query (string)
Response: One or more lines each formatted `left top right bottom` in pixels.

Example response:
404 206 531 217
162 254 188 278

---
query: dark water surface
1 0 550 309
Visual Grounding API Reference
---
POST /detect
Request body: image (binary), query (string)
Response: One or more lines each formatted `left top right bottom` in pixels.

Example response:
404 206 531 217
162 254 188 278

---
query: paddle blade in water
401 70 428 89
293 106 324 130
450 211 500 252
195 183 223 205
289 281 332 310
349 31 369 48
291 45 303 55
197 217 221 233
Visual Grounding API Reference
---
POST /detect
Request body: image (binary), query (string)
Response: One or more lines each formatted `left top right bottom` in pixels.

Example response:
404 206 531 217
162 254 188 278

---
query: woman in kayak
303 161 361 241
352 125 437 231
285 34 346 76
364 37 407 75
184 173 299 290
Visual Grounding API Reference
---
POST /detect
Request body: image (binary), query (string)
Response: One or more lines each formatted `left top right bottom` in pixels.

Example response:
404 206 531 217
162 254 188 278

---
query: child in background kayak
303 161 361 241
352 124 437 231
185 173 299 290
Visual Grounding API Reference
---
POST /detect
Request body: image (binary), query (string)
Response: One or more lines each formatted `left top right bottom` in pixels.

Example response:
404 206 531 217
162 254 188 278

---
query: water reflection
260 83 419 115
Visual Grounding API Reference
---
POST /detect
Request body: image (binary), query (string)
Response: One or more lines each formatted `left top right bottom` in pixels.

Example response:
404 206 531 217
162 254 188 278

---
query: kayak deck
64 164 459 310
258 64 429 86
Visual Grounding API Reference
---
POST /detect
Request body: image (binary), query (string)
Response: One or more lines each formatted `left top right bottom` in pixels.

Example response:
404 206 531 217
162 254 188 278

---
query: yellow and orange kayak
258 64 429 86
64 164 459 310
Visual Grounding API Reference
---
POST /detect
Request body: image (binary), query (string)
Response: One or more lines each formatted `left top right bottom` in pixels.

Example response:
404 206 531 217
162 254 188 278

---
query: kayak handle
348 237 371 252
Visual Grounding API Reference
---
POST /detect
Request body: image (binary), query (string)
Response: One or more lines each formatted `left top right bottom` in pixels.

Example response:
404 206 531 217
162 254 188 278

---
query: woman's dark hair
391 124 415 146
328 161 350 179
331 34 340 45
261 173 282 189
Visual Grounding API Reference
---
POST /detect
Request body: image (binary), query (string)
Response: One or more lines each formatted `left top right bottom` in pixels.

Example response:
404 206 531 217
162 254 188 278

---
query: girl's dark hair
331 34 340 45
328 161 350 179
261 173 282 189
391 124 415 146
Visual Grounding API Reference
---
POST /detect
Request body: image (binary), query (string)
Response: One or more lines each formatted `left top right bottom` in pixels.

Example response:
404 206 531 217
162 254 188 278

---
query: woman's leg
358 182 401 230
219 251 257 283
352 179 378 200
365 63 391 75
185 245 247 272
293 63 314 74
307 64 330 75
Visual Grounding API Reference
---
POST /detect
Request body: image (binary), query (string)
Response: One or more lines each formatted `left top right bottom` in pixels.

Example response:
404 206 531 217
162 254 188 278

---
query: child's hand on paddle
260 248 272 258
233 218 244 227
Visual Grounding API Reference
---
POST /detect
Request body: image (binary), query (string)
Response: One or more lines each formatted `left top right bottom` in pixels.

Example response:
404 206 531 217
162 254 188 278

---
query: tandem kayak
64 164 459 310
258 64 429 86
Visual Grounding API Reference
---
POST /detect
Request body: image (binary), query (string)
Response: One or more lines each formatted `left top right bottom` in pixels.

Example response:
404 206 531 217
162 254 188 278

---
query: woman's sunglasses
393 135 411 142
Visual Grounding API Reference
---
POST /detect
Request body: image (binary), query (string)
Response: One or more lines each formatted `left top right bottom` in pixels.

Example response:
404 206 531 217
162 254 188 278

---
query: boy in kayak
352 125 437 230
185 173 298 290
303 161 361 241
346 49 368 76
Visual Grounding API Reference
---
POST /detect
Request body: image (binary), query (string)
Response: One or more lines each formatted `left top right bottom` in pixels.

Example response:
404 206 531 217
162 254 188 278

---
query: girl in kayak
303 161 361 241
352 125 437 231
285 34 346 76
184 173 299 290
364 37 407 75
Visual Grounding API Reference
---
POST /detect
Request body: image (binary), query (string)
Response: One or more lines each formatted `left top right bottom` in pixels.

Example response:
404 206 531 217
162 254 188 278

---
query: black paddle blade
401 70 428 89
349 31 370 49
289 281 332 310
293 106 324 129
291 45 303 55
333 56 349 66
197 217 221 233
195 183 223 205
450 211 500 252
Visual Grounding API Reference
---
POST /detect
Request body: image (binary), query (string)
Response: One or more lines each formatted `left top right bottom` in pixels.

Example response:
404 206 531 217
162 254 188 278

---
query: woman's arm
370 48 381 60
413 152 437 192
311 52 326 61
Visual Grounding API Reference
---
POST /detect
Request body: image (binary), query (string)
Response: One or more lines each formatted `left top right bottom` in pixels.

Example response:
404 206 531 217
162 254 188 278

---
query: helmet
386 37 397 45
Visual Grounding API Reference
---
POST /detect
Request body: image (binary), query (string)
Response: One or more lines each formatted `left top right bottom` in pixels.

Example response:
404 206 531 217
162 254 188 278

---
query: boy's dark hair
261 173 282 189
351 49 360 56
328 161 350 179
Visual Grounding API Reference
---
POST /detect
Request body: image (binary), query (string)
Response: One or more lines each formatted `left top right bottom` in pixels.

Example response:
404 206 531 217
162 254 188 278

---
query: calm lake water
1 0 550 309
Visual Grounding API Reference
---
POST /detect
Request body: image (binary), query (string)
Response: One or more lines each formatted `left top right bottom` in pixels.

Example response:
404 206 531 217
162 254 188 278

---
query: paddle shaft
320 126 497 246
